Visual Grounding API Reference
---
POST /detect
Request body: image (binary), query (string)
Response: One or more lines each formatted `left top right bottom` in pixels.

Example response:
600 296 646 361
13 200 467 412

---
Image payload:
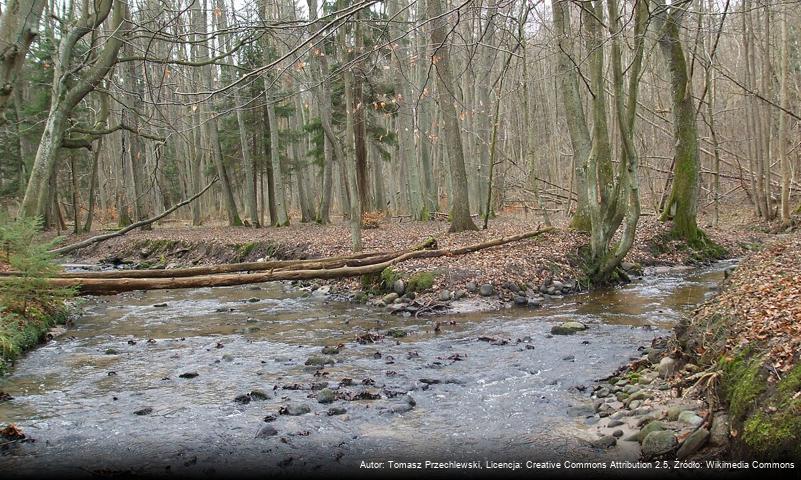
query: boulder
636 420 666 443
392 280 405 295
255 425 278 438
382 293 399 304
305 356 334 367
281 403 311 416
641 431 677 458
550 322 588 335
678 410 704 427
677 428 709 459
317 388 335 404
479 284 495 297
591 435 617 449
709 413 730 447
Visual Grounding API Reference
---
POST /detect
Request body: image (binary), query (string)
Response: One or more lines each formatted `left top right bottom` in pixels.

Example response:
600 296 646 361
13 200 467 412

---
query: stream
0 261 735 477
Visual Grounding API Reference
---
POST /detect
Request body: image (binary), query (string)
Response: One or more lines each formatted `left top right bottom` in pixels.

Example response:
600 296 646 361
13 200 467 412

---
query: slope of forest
676 234 801 459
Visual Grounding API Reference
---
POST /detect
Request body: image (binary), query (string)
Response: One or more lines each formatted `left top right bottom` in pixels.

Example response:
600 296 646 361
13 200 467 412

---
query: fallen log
0 236 438 279
48 228 553 295
49 177 219 256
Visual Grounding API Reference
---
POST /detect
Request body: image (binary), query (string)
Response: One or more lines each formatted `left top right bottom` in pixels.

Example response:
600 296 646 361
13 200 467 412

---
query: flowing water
0 261 734 477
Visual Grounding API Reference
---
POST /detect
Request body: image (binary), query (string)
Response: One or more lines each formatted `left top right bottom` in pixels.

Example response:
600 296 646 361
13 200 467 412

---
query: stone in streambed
466 282 478 294
256 425 278 438
567 404 595 417
322 346 340 355
550 322 587 335
250 389 270 401
631 420 665 443
642 431 677 458
392 280 405 295
382 293 399 304
305 356 334 367
591 435 617 449
327 407 347 416
317 388 335 404
133 407 153 416
479 284 495 297
438 290 452 302
677 428 709 459
678 410 704 427
280 403 311 416
513 295 528 306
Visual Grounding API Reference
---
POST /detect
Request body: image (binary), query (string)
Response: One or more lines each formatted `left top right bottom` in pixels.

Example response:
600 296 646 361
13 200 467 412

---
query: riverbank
583 233 801 462
58 216 761 315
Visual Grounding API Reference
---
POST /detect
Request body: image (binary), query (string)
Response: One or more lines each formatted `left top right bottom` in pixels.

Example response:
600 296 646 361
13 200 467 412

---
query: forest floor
54 210 768 315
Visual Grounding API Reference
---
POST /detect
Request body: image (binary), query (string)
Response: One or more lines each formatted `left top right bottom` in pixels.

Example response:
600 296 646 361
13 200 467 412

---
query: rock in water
641 431 677 458
327 407 347 416
280 403 311 416
677 428 709 459
255 425 278 438
305 356 334 367
133 407 153 416
550 322 587 335
591 435 617 449
317 388 335 404
513 295 528 306
479 284 495 297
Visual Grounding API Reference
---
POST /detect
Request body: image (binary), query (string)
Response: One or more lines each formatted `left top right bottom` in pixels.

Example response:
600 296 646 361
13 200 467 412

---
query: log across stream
42 228 554 295
0 260 734 476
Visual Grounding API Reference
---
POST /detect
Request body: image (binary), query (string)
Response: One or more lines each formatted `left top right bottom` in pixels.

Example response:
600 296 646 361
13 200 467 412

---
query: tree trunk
428 0 477 232
655 0 701 244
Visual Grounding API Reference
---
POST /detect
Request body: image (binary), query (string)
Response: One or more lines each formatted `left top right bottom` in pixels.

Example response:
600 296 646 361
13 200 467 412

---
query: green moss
352 292 368 304
380 267 400 291
739 366 801 459
235 242 258 261
1 307 70 375
720 352 766 421
360 272 382 292
406 271 435 292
